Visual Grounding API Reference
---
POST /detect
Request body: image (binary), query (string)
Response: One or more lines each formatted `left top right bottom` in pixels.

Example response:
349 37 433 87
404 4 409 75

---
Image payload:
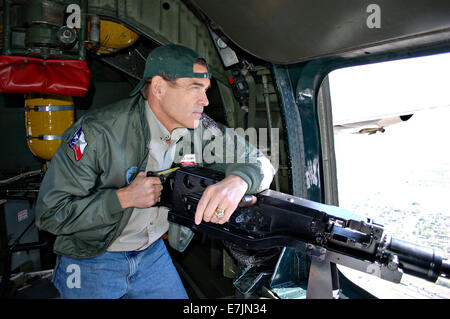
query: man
35 43 275 298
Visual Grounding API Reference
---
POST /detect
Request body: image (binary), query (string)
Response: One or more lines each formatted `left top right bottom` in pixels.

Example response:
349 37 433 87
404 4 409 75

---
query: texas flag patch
68 126 88 161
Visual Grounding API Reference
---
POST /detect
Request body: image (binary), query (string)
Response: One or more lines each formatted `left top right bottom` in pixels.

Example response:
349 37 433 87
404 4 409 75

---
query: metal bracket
303 244 339 299
305 244 403 298
306 256 335 299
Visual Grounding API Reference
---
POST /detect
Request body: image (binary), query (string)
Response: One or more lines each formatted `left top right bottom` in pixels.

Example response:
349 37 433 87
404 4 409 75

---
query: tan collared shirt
107 101 188 251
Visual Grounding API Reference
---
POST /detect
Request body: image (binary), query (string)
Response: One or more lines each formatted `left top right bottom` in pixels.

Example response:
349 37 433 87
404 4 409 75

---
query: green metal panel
272 65 306 198
317 76 339 206
292 61 325 203
216 80 238 128
272 58 334 203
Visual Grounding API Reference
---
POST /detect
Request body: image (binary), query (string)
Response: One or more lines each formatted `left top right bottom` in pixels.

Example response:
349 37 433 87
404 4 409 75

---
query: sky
328 52 450 250
329 52 450 124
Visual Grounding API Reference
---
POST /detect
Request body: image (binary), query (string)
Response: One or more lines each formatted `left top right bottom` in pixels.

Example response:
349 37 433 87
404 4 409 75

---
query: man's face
158 63 210 131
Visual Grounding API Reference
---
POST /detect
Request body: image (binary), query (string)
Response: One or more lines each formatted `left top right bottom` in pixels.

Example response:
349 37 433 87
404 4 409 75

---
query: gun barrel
387 237 448 282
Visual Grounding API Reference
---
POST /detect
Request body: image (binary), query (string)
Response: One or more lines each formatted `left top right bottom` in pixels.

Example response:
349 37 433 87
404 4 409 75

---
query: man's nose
199 91 209 106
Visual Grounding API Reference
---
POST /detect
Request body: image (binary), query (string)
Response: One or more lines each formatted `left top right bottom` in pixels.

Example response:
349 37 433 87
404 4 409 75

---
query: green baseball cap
130 43 212 96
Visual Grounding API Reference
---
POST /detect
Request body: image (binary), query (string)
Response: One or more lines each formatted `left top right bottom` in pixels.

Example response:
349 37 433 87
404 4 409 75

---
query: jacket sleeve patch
68 126 88 161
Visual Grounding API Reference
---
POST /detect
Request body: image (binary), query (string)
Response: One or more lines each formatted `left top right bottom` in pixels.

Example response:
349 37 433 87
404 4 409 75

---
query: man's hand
116 172 163 209
194 174 248 225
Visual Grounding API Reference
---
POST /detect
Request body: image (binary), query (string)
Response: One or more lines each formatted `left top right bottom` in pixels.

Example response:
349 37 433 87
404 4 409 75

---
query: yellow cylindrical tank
88 19 139 54
25 94 74 161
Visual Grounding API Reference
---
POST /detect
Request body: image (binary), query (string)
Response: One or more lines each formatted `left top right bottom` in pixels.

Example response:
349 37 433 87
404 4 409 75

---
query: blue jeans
53 239 188 299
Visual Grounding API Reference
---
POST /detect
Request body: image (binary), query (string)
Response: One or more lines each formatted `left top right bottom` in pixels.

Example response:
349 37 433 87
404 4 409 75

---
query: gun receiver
165 166 450 284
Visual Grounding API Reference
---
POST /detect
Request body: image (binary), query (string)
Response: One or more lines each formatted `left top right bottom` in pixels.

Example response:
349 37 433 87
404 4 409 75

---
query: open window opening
326 52 450 298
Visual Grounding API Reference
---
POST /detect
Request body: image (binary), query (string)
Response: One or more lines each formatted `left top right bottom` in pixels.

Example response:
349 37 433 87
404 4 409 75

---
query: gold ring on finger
214 207 225 219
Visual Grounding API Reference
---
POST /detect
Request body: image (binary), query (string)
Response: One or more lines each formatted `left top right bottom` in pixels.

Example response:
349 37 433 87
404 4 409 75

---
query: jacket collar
132 95 150 145
144 100 188 144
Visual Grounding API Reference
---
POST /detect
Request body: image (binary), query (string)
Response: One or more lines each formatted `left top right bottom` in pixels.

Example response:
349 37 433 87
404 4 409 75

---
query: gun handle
238 195 257 207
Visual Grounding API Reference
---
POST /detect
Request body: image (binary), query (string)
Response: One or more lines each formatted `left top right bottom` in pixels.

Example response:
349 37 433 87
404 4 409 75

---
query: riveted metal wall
88 0 225 80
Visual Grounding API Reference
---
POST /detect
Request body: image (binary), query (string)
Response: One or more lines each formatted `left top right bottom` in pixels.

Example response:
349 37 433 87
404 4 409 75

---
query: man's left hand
194 174 248 225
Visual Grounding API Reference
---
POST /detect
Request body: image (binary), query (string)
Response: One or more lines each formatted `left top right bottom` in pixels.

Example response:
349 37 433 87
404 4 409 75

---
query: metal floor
8 276 60 299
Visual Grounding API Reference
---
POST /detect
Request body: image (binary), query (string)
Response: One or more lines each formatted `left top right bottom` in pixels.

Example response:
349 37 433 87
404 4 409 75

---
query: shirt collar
144 101 188 144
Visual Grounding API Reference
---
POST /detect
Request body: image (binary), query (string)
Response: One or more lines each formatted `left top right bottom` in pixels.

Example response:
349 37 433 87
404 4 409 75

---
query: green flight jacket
35 95 274 259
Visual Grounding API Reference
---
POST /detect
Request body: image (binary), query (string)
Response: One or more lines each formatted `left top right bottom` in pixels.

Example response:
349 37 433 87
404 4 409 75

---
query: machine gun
151 166 450 298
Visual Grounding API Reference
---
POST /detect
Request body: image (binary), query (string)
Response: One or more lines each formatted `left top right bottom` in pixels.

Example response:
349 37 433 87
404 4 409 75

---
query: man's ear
150 76 167 100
